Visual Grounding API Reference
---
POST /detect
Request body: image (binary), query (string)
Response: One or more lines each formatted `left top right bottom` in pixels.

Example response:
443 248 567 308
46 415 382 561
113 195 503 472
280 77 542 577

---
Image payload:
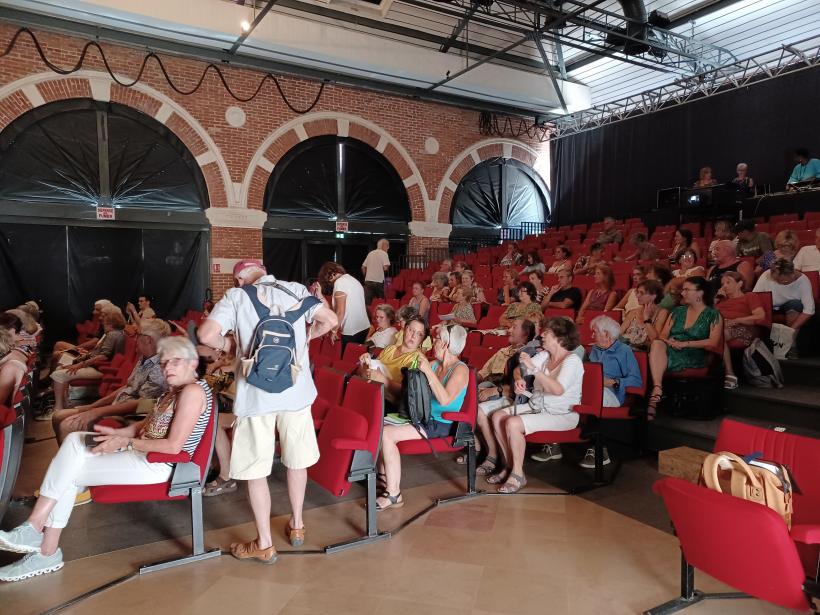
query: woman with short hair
576 265 618 324
499 282 542 328
716 272 765 389
318 262 370 347
366 304 398 349
547 246 572 274
620 280 668 352
0 336 212 582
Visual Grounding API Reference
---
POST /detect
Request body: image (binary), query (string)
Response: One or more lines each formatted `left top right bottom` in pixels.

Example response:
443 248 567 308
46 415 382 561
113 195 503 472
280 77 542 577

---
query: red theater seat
311 367 346 430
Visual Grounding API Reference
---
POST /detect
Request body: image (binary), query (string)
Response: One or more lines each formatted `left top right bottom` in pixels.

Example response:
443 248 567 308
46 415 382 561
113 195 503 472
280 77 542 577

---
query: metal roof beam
440 4 478 53
228 0 279 55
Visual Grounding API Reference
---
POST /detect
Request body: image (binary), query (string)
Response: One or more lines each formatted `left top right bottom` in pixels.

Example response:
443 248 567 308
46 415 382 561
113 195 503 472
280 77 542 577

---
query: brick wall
0 24 549 299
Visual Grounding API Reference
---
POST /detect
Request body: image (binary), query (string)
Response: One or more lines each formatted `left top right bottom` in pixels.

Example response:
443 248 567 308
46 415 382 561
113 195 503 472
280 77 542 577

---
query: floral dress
666 306 721 372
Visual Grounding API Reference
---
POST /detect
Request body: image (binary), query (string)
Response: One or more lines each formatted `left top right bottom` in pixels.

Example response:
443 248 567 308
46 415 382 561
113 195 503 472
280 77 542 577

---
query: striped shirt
142 379 212 456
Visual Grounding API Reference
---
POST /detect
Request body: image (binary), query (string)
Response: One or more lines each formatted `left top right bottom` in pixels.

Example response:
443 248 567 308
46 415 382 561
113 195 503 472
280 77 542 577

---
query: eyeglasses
160 357 189 368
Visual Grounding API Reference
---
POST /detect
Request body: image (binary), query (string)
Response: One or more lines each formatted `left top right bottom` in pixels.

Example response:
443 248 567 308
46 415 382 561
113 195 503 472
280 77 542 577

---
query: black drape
142 230 207 319
263 237 303 282
551 65 820 225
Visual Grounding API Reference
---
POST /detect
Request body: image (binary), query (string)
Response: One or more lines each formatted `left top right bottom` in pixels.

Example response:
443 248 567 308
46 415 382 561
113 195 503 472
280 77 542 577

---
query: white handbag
769 323 796 360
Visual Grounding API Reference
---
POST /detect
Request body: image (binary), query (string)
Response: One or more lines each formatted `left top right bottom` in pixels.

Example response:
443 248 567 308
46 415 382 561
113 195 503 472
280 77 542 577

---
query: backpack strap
241 285 271 320
283 296 321 325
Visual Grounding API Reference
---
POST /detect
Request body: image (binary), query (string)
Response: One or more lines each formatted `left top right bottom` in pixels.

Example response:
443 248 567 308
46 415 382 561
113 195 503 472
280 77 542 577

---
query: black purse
398 367 433 426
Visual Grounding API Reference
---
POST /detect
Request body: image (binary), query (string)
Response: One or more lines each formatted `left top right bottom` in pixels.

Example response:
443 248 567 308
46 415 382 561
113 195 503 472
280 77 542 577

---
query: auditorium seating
89 394 221 573
648 418 820 613
311 367 347 430
0 404 20 522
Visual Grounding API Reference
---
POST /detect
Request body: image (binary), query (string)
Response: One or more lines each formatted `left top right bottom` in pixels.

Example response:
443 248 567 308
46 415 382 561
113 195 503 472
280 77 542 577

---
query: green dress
666 306 721 372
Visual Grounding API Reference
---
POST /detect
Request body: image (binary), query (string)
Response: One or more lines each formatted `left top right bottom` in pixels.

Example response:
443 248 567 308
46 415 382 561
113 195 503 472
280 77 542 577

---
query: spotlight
240 20 251 32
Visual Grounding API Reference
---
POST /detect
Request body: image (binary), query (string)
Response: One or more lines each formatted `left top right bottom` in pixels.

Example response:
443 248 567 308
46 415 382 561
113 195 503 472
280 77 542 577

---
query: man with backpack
198 259 338 564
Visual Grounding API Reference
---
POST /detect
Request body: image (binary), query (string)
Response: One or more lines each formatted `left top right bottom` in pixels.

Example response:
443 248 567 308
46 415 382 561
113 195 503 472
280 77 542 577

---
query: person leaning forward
198 259 338 564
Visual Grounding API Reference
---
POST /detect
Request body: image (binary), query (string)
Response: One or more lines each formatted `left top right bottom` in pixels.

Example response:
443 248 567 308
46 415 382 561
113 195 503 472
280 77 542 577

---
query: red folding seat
89 395 221 573
543 307 575 320
481 333 508 348
465 346 496 371
396 369 479 497
308 377 389 552
0 404 21 521
311 367 346 430
476 305 506 329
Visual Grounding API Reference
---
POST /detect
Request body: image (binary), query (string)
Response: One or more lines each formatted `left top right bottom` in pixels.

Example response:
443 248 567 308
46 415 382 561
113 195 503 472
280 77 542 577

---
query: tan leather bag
700 451 794 528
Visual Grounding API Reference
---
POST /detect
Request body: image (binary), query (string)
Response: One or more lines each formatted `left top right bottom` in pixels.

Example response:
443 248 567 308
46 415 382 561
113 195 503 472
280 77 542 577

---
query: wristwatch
612 379 620 390
126 439 134 452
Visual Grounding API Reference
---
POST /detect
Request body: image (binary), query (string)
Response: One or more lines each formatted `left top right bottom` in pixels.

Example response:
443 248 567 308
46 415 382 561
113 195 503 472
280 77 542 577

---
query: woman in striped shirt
0 336 212 583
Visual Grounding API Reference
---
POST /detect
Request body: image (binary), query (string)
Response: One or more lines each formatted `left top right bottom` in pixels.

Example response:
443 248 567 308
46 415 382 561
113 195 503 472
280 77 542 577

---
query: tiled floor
0 421 793 614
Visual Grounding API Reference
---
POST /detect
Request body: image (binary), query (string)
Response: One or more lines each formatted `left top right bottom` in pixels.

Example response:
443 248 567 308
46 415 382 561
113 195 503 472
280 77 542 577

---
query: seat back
575 362 603 418
627 351 648 397
189 391 219 484
314 367 346 407
714 418 820 526
309 405 369 497
753 291 773 331
342 377 385 460
653 477 809 612
342 343 368 362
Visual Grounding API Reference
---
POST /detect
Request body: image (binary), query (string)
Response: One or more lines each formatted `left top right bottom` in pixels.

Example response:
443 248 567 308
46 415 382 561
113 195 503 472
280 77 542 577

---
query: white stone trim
240 112 429 217
196 150 217 167
433 138 546 224
294 124 308 142
205 207 267 229
257 157 274 173
89 77 111 102
502 143 513 159
402 174 420 188
0 71 235 208
337 118 350 137
155 103 174 124
409 221 452 238
20 84 44 108
444 179 458 193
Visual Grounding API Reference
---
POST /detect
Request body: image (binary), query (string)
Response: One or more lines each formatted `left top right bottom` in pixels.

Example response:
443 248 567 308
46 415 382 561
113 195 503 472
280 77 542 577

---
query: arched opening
0 99 210 342
450 157 550 250
262 135 410 282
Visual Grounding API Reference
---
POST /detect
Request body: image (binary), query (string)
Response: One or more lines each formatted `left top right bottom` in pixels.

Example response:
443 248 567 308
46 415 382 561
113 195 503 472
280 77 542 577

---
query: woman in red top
715 271 765 389
576 264 618 324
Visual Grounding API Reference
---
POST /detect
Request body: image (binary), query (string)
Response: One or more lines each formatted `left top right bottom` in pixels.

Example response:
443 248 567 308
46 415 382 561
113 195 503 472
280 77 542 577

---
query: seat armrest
441 411 468 422
147 451 191 463
791 524 820 545
331 437 368 451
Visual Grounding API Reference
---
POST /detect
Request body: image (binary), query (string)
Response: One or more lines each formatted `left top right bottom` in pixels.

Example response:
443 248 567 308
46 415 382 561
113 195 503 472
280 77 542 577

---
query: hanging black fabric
343 139 410 223
451 157 549 233
0 224 71 343
142 230 207 319
551 65 820 225
263 237 303 283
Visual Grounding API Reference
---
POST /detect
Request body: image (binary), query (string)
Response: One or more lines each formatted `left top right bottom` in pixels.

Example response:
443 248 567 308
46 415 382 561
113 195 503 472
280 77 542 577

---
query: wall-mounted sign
96 207 115 220
335 220 348 232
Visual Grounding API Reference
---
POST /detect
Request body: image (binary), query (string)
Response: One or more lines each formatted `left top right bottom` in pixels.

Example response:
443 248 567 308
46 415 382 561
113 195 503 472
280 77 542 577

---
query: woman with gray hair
376 324 470 510
0 336 212 583
0 328 28 406
731 162 754 192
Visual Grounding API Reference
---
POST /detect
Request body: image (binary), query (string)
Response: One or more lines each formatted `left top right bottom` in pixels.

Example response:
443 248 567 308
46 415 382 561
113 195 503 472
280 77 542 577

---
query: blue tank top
430 360 467 424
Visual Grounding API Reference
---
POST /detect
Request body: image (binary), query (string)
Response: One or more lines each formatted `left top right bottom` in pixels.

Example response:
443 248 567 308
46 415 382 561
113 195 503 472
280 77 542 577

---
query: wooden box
658 446 710 484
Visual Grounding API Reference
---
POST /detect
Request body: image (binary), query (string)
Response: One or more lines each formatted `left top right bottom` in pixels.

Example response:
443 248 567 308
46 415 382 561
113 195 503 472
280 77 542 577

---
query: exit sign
335 220 349 232
96 207 115 220
212 263 221 273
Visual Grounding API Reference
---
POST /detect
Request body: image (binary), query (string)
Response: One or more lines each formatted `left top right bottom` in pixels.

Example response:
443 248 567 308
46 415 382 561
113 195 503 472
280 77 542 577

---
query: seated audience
707 240 754 292
453 261 466 274
440 271 462 303
669 228 702 263
731 163 754 193
470 319 536 473
487 317 584 493
0 328 28 406
51 319 171 443
586 315 642 467
614 266 647 312
794 227 820 272
361 316 426 406
624 232 659 262
715 272 765 389
547 246 572 273
393 307 432 352
620 280 668 352
576 265 618 324
786 147 820 189
672 251 705 279
377 324 469 510
429 272 449 302
520 251 546 275
6 309 40 356
573 242 605 275
497 269 519 305
366 304 398 350
499 243 521 267
49 299 114 370
407 281 431 321
461 270 486 304
647 265 677 312
0 337 211 582
441 287 477 328
753 258 815 336
318 262 370 346
49 307 127 417
439 259 453 273
597 217 623 245
528 270 548 304
647 277 722 419
693 166 718 188
499 282 542 328
125 294 156 325
542 268 582 310
734 220 773 259
708 220 736 261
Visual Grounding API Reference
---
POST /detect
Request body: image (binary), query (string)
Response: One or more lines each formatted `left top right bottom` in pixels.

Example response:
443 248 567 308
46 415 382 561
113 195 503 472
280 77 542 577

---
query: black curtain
551 65 820 225
263 237 303 283
0 224 208 343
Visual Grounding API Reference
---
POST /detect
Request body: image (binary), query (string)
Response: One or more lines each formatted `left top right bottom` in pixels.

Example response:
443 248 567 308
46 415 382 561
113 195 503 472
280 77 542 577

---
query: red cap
232 259 265 277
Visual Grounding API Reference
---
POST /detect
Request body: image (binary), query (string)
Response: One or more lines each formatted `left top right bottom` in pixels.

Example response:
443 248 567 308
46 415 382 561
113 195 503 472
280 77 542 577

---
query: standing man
362 238 391 304
198 259 337 564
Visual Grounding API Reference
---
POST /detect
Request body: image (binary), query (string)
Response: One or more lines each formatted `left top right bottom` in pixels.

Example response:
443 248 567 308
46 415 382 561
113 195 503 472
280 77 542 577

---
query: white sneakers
0 522 63 583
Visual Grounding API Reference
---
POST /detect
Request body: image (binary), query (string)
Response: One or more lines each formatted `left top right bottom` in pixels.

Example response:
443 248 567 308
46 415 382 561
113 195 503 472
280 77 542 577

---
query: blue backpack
241 283 320 394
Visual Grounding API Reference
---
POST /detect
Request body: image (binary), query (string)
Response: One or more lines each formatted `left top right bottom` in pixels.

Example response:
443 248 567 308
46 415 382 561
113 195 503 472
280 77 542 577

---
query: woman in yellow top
360 317 427 405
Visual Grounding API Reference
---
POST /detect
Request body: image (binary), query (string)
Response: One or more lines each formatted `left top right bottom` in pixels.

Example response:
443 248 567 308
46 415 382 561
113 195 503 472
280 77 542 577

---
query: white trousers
39 432 172 529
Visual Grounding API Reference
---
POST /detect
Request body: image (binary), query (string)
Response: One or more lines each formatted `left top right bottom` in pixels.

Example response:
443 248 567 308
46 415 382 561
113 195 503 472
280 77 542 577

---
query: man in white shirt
794 228 820 272
361 238 390 303
198 259 337 564
753 258 815 332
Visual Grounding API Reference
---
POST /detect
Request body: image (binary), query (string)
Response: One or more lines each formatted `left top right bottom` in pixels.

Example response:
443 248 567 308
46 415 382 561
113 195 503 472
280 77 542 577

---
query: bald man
707 240 754 292
362 238 391 303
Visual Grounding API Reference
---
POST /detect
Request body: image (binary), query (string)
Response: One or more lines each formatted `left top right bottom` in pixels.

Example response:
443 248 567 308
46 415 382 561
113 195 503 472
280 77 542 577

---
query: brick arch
0 70 234 210
242 112 427 222
435 139 547 224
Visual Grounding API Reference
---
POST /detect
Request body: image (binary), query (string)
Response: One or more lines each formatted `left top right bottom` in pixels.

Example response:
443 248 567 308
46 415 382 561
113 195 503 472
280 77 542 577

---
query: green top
666 305 721 372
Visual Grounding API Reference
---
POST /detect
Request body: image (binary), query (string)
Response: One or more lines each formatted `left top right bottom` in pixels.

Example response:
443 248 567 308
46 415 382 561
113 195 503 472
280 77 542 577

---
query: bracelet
126 439 134 452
